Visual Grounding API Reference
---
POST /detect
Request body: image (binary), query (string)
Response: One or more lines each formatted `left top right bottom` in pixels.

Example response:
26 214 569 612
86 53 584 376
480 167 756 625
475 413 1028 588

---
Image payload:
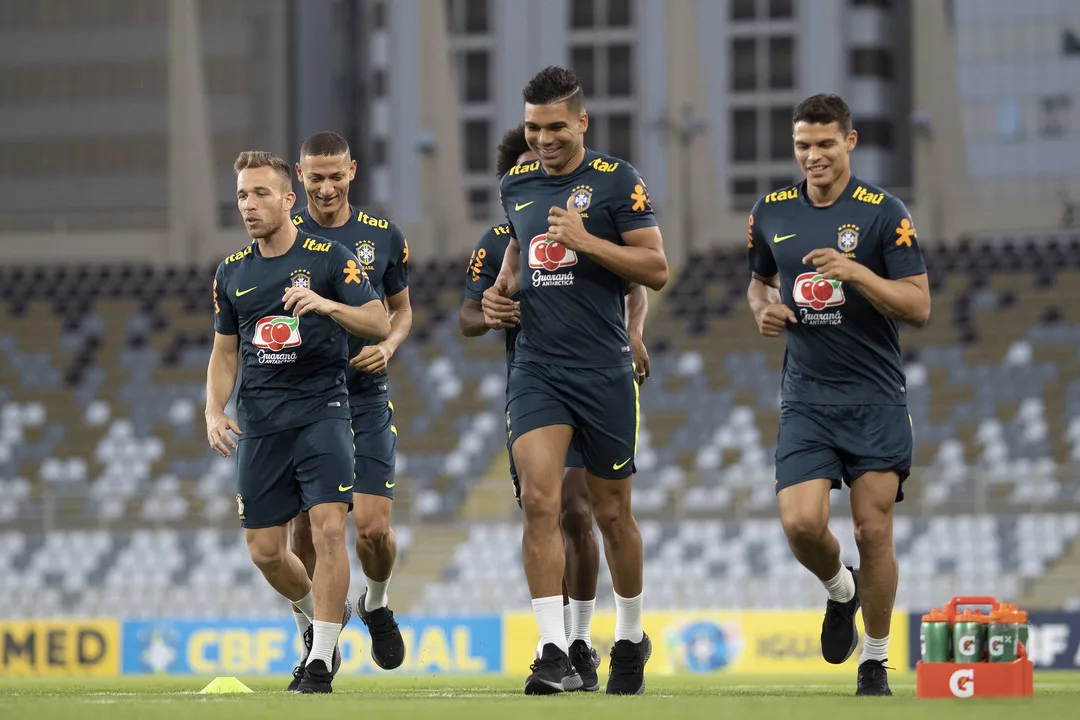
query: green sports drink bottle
1016 608 1029 651
988 608 1019 663
952 610 985 663
920 608 951 662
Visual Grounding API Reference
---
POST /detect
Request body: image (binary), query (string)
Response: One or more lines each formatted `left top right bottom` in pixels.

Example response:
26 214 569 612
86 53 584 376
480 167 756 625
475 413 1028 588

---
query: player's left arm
547 169 668 290
284 244 390 340
624 283 650 383
353 227 413 374
803 197 930 327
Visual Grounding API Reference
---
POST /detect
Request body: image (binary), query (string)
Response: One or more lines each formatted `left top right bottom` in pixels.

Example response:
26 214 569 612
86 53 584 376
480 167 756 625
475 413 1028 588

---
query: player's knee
355 516 392 547
780 510 829 548
560 496 593 538
309 514 348 552
560 470 593 536
853 513 893 550
289 515 314 553
247 537 288 572
590 488 635 538
519 482 560 527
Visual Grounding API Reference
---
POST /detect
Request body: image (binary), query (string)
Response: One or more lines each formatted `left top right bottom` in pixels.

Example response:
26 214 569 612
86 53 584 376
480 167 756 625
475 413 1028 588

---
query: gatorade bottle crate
915 595 1033 699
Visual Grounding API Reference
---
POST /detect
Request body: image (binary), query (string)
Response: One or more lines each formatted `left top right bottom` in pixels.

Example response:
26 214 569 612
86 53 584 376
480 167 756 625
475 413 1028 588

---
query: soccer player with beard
482 66 668 695
746 94 929 696
286 131 412 684
205 151 389 694
460 124 651 692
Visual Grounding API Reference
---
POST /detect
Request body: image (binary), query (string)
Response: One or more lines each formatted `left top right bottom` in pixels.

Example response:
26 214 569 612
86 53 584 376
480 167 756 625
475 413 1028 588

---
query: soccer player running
460 124 651 692
205 151 390 694
745 94 930 696
482 66 668 695
287 131 411 681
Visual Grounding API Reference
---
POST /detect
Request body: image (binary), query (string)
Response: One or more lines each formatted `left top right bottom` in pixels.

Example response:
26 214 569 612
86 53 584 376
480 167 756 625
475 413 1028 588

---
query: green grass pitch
2 672 1079 720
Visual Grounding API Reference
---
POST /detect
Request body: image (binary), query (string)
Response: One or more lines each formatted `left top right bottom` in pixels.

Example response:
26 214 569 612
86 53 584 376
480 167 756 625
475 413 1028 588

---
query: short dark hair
495 124 531 177
522 65 584 113
300 131 350 158
792 94 852 134
233 150 291 193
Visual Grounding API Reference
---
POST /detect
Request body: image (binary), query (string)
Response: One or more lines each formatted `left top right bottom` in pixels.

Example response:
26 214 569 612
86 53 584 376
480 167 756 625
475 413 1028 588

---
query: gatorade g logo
957 634 977 658
793 271 845 310
989 635 1005 657
528 234 578 271
253 316 301 352
949 668 975 698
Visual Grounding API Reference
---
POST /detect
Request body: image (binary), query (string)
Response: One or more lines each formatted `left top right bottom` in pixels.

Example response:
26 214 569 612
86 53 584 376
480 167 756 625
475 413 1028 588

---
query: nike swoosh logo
613 457 632 470
338 484 353 492
773 234 796 243
514 201 534 211
385 481 395 489
235 287 257 296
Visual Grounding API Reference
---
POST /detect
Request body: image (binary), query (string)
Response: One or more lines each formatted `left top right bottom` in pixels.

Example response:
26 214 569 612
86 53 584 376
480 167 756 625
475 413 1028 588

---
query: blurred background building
1 0 1079 621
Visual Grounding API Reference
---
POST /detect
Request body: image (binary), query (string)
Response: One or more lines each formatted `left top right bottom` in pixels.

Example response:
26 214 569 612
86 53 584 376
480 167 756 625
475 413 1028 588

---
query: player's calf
244 527 312 601
353 495 405 670
289 511 317 579
303 503 351 685
850 470 900 691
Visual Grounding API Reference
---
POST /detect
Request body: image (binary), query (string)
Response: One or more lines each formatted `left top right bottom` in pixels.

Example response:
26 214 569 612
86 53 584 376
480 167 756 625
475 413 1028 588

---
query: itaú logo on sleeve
528 234 577 288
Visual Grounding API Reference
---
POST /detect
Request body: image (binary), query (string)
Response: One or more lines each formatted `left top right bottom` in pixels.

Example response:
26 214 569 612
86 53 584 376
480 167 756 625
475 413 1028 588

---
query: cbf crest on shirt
292 205 409 404
213 233 380 437
499 150 657 368
746 176 927 406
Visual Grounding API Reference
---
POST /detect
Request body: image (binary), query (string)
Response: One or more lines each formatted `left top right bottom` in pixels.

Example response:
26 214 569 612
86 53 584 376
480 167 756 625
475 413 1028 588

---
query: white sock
364 574 390 611
861 634 889 663
292 590 314 619
532 596 568 655
292 592 314 641
823 566 855 603
307 620 341 671
292 610 312 641
563 603 572 640
569 598 595 646
614 591 643 643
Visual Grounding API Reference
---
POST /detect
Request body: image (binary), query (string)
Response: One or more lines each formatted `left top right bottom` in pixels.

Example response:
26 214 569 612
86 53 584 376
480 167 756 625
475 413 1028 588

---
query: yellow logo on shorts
235 494 245 520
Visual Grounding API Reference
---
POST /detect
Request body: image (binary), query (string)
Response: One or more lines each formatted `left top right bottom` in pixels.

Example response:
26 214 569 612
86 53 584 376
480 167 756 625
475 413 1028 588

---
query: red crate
916 658 1033 699
916 595 1033 699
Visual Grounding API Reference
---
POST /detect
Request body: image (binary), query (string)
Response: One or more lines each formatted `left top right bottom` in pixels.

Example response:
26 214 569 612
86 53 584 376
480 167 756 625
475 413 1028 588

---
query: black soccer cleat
856 659 893 696
287 625 314 692
286 601 352 692
296 658 334 694
568 639 601 692
524 643 583 695
606 632 652 695
357 590 406 670
821 566 861 664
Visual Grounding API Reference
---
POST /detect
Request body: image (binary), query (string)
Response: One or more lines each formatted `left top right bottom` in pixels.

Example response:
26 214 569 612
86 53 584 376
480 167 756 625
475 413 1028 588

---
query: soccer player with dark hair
746 93 930 696
206 150 390 694
482 66 668 695
284 131 412 686
460 123 651 692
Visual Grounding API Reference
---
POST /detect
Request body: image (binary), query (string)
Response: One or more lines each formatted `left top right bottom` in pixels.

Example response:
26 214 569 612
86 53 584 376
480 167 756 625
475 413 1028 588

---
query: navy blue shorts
235 417 355 529
774 401 912 502
351 400 397 500
508 410 584 506
507 360 638 481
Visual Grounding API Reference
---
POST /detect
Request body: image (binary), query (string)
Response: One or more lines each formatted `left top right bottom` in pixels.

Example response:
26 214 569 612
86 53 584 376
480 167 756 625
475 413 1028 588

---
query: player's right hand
482 277 519 329
756 303 797 337
206 412 242 458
